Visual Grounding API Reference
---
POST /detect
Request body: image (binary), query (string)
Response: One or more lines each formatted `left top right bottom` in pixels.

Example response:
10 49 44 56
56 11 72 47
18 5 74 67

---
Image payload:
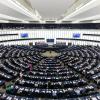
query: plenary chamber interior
0 0 100 100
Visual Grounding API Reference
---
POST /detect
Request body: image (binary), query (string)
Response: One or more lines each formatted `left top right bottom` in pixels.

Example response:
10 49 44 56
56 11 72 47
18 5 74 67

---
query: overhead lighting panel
10 0 41 21
0 20 9 23
60 0 99 22
0 13 29 23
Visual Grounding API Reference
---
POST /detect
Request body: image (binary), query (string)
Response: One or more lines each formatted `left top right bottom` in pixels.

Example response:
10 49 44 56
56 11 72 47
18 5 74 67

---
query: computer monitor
21 33 28 38
47 39 54 42
73 33 80 38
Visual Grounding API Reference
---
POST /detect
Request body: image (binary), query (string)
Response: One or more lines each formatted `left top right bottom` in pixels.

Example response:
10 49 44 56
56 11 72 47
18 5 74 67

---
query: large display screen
47 39 54 42
73 33 80 38
21 33 28 38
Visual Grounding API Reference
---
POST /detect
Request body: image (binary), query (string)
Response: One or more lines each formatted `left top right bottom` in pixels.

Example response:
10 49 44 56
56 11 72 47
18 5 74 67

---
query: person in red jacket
29 63 32 72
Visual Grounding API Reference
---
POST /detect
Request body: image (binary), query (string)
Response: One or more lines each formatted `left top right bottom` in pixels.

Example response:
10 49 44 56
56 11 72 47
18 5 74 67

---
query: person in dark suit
47 81 51 89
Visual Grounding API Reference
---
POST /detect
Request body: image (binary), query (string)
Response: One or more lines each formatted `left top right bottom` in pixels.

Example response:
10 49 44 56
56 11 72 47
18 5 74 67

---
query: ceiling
29 0 76 19
0 0 100 24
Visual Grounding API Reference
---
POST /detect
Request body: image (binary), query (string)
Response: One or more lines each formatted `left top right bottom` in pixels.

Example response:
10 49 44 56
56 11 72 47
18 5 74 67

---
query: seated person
6 82 14 94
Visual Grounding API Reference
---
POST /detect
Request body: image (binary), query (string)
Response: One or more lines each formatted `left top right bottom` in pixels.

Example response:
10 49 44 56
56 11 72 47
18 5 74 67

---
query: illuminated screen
47 39 54 42
73 33 80 38
21 33 28 38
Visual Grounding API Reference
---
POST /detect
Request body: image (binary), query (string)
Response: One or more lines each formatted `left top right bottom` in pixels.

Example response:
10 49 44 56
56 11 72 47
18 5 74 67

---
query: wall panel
0 29 100 45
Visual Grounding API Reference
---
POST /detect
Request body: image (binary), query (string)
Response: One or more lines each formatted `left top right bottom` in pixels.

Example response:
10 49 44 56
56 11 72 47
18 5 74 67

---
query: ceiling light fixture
71 20 80 23
0 20 9 23
92 20 100 23
10 0 41 20
0 13 29 23
72 14 100 23
60 0 98 22
21 21 29 23
0 0 41 21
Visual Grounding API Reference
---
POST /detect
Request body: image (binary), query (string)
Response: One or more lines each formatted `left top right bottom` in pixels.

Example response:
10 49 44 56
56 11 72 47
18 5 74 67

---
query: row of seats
0 45 100 99
58 46 100 87
0 92 100 100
